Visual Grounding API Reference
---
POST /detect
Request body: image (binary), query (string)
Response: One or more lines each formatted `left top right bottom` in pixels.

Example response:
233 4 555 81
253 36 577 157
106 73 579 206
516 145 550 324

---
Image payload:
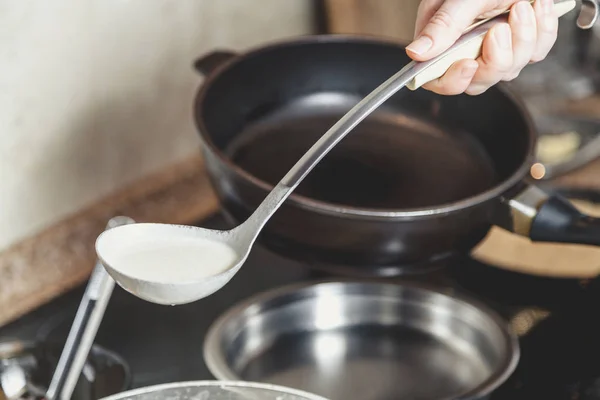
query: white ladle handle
46 217 135 400
243 0 576 234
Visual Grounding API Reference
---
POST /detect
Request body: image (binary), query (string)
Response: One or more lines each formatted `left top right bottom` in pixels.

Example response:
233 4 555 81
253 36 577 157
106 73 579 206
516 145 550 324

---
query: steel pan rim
0 339 133 396
99 380 330 400
194 34 537 221
203 279 520 399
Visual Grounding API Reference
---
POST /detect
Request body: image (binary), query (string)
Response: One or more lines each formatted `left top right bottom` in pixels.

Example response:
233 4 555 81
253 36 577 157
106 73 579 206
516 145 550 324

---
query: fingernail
541 0 554 14
494 23 511 50
461 63 478 78
514 1 534 23
407 36 433 55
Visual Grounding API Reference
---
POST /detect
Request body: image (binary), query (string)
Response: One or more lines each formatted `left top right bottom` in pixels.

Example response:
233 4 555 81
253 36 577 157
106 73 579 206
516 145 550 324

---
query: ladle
96 0 582 306
47 217 135 400
0 365 27 400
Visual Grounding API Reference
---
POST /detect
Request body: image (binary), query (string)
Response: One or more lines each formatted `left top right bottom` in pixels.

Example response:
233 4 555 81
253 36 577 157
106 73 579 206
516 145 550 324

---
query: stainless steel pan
100 381 328 400
203 281 518 400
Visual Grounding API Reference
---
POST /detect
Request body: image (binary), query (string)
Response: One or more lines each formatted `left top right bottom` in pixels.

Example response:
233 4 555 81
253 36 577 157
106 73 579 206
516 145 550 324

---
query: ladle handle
46 217 135 400
407 0 576 90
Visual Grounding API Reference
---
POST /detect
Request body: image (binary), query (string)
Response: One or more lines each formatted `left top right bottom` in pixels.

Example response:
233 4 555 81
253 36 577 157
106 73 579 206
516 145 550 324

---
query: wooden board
473 198 600 278
473 135 600 279
324 0 420 42
0 153 219 328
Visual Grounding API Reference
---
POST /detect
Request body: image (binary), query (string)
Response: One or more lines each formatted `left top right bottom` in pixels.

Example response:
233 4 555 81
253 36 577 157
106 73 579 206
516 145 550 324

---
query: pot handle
193 50 237 76
507 185 600 246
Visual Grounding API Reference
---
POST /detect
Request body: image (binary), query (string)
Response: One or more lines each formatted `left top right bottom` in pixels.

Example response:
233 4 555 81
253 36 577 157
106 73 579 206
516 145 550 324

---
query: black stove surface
2 212 600 399
451 259 600 400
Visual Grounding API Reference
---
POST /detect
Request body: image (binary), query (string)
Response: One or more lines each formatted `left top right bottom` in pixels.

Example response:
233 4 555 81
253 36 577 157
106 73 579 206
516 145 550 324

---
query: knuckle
540 27 558 39
443 86 465 95
480 2 506 18
429 9 458 31
515 26 537 43
423 79 465 96
503 71 520 81
430 87 451 95
499 60 514 73
489 58 513 74
424 83 454 96
466 84 489 96
530 53 547 63
417 0 437 14
540 12 559 27
422 82 437 91
538 19 559 36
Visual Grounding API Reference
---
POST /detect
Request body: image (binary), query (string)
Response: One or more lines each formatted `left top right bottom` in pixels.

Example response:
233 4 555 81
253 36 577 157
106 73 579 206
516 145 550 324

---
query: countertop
0 154 219 327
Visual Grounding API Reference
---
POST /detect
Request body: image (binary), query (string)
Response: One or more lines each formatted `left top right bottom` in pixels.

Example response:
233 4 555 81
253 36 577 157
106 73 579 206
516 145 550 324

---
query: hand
407 0 559 95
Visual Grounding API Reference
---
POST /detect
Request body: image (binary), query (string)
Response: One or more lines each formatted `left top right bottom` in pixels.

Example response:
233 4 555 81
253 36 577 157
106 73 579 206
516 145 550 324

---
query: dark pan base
219 207 491 278
261 230 456 277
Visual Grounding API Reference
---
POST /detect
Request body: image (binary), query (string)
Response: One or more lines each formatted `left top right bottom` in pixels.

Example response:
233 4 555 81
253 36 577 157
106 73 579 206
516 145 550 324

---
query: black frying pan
192 35 600 276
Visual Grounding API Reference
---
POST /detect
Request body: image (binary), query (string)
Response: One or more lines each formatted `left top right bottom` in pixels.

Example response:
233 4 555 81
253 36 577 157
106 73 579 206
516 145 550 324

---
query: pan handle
193 50 237 76
507 185 600 246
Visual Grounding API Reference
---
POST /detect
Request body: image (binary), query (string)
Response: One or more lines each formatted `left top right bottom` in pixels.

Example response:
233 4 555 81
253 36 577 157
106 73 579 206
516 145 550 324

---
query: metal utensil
99 381 328 400
578 0 599 28
96 1 578 305
46 217 135 400
0 339 131 400
203 280 519 400
0 365 27 400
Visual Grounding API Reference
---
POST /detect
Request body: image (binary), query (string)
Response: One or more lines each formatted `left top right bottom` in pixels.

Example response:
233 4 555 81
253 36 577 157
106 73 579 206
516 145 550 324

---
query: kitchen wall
0 0 315 251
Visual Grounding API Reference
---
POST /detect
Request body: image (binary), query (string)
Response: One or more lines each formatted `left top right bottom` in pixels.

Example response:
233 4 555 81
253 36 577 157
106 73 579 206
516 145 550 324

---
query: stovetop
2 212 600 400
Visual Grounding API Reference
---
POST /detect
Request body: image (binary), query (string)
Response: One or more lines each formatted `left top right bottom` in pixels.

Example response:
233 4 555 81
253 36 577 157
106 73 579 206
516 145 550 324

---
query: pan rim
194 34 537 220
99 380 330 400
203 279 520 400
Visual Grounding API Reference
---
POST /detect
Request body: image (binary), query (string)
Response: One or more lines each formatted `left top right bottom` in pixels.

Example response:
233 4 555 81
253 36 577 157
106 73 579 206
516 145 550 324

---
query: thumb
407 0 518 61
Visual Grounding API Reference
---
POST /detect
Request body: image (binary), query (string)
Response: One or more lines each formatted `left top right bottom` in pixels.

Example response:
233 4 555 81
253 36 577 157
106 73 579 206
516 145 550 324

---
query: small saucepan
203 280 518 400
193 35 600 276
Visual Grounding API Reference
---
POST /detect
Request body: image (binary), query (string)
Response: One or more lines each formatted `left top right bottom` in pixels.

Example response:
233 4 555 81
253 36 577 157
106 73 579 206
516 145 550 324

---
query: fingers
413 0 559 96
414 0 444 38
532 0 559 62
407 0 518 61
506 1 537 80
422 59 479 95
466 23 514 95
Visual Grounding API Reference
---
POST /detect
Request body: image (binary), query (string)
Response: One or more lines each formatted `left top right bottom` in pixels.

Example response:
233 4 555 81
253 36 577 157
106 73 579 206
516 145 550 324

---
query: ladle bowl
96 223 250 305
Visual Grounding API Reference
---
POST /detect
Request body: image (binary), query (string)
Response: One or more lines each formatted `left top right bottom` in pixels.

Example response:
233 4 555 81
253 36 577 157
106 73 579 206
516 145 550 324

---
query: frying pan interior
199 39 532 211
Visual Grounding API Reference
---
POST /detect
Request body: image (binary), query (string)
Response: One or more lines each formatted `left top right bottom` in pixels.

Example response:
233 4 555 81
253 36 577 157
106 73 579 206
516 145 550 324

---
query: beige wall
0 0 314 251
